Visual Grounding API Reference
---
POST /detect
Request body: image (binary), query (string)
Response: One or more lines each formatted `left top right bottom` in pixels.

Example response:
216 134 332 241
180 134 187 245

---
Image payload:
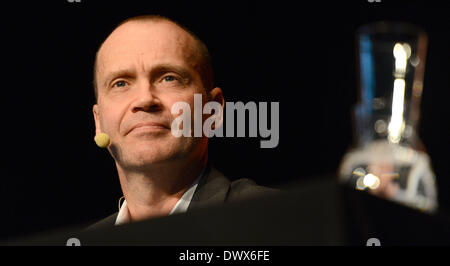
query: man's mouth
128 122 169 135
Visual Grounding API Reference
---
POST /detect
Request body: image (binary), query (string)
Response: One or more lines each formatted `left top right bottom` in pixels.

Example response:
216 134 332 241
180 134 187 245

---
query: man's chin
117 137 197 169
125 144 184 166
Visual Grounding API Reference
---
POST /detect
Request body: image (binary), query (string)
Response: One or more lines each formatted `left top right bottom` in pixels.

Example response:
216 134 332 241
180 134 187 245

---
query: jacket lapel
187 164 231 211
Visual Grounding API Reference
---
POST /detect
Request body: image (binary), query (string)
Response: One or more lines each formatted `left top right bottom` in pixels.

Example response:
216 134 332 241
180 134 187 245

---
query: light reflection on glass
388 78 406 143
338 22 438 213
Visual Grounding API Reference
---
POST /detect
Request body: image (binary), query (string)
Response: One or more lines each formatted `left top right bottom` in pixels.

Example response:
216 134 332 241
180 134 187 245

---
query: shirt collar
115 167 205 226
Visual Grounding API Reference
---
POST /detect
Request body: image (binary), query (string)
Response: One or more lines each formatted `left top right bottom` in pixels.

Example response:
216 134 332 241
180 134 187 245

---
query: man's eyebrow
150 64 192 80
102 64 193 88
103 69 135 88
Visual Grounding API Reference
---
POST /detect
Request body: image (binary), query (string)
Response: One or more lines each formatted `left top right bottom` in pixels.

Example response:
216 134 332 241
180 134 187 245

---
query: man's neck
116 156 207 222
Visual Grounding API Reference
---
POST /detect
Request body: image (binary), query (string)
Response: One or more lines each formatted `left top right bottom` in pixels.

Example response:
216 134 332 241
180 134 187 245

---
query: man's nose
131 82 162 113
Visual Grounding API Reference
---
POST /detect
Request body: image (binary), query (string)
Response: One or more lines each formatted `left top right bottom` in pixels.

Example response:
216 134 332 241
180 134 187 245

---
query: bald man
88 15 276 229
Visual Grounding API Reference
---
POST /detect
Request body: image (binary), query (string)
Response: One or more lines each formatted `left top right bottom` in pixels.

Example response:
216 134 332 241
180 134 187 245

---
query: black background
1 0 449 240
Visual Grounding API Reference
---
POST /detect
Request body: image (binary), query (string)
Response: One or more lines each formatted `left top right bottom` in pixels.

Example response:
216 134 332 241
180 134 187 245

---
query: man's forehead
97 20 198 74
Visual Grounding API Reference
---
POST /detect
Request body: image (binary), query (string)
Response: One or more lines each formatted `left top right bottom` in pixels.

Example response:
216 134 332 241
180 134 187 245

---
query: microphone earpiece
95 133 110 148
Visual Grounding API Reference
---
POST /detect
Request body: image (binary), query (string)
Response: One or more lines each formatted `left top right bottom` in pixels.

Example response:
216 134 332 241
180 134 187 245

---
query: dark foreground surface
3 176 450 246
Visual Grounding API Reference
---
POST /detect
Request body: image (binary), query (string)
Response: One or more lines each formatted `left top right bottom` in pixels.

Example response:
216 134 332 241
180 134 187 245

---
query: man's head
93 15 214 102
93 15 223 172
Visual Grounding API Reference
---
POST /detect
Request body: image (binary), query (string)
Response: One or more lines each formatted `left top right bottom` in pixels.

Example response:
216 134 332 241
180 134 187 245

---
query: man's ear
209 87 224 109
93 104 102 138
207 87 224 130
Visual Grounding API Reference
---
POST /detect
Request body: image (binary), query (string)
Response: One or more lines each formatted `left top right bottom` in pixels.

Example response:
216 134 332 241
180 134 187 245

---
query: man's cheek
100 115 120 138
169 94 209 138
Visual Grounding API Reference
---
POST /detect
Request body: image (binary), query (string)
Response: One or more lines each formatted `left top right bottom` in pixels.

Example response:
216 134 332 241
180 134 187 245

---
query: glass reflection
338 22 438 213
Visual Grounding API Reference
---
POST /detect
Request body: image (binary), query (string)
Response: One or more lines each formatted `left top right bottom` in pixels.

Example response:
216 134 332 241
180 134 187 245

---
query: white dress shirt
115 169 204 225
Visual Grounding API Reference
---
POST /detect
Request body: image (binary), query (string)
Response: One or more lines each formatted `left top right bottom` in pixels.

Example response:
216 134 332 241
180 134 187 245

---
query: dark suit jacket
86 164 277 231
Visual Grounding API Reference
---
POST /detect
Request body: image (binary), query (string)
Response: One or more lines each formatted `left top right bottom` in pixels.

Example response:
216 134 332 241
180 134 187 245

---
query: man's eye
163 75 177 82
113 81 127 87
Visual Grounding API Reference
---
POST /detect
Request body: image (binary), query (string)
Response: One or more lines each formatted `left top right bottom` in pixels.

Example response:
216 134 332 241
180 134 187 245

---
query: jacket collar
187 163 231 211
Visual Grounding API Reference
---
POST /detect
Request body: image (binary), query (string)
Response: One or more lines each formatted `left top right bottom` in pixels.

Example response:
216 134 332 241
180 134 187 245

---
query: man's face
93 20 208 171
